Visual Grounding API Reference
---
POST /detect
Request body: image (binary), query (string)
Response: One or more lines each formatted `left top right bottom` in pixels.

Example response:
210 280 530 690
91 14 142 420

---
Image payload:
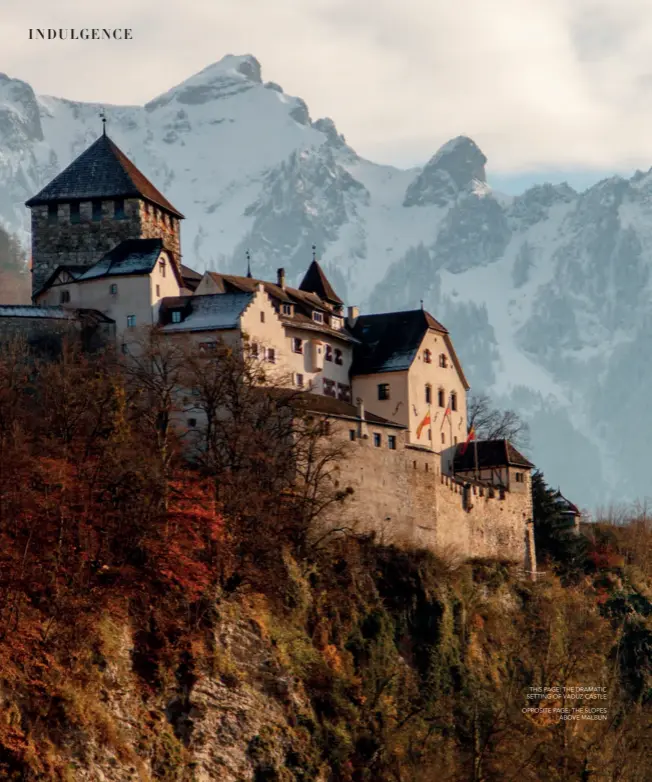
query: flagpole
450 394 454 477
474 428 479 481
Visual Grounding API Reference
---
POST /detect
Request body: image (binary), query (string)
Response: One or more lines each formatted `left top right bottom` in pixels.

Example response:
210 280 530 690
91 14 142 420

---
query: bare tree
466 392 530 450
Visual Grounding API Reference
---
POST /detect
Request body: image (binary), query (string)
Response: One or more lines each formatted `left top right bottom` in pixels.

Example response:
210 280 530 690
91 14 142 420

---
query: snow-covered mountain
0 53 650 509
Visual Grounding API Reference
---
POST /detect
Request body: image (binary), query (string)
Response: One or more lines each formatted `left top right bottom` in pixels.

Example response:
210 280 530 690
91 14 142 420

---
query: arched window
425 384 432 404
439 353 448 368
451 391 457 411
438 387 445 407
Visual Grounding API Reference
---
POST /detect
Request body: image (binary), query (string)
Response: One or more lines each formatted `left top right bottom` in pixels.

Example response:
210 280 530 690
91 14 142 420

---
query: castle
5 131 536 573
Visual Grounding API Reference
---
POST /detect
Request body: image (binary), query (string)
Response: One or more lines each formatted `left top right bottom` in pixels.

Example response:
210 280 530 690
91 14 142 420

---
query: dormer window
331 316 341 329
424 349 432 364
312 311 324 324
70 202 80 224
171 311 182 324
439 353 448 368
282 304 293 316
47 203 58 223
114 198 125 219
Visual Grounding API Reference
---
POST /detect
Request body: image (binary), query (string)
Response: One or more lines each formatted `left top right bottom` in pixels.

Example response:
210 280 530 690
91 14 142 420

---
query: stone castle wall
332 422 535 570
30 198 181 296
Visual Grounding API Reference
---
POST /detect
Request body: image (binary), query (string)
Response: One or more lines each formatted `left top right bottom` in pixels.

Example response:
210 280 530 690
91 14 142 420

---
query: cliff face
6 539 650 782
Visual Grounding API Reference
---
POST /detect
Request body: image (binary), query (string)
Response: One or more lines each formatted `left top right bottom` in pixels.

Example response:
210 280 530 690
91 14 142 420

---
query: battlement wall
331 421 534 570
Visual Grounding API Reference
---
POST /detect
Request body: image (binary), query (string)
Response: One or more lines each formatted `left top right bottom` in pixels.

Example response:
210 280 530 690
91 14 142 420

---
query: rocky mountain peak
403 135 488 207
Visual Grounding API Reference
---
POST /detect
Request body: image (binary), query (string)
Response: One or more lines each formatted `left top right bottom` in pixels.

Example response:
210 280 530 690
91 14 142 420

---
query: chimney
356 397 369 439
277 267 286 289
347 305 359 328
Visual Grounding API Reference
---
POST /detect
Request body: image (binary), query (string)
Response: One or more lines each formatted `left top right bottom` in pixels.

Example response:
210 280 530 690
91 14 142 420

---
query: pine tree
532 470 588 579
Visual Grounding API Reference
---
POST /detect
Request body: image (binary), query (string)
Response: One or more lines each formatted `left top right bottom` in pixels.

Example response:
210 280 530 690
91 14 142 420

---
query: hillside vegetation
0 338 650 781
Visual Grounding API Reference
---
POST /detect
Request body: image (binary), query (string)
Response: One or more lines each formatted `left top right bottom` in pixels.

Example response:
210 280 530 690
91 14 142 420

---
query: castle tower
26 132 184 297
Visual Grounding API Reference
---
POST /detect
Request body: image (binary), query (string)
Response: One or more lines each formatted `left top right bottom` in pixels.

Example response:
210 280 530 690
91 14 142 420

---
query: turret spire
246 249 252 278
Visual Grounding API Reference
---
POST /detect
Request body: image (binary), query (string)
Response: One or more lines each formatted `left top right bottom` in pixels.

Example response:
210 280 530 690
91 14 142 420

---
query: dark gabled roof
0 306 113 323
454 439 534 472
77 238 165 280
181 264 202 291
297 394 406 428
553 490 581 516
351 310 447 374
299 260 343 305
159 292 253 332
25 134 184 218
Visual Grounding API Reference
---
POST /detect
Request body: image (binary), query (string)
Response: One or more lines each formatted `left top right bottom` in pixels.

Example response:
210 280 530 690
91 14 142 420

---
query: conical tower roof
26 133 184 218
299 259 343 305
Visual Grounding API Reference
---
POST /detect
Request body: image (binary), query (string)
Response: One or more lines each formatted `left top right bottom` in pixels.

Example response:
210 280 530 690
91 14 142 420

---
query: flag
440 398 452 429
460 425 476 455
416 410 431 439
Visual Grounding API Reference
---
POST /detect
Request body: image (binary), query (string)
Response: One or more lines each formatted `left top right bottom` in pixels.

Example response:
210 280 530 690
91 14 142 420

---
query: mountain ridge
0 53 649 508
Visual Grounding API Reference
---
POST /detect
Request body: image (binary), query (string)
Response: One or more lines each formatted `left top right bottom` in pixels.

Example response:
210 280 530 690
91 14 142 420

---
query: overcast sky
3 0 652 185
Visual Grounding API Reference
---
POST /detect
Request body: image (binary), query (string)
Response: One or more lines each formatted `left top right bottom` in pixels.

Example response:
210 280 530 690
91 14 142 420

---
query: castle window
451 391 457 411
325 345 333 361
159 260 166 277
92 200 102 221
126 314 136 328
413 460 417 469
260 311 265 323
321 420 331 436
425 463 429 472
441 432 445 444
337 383 351 402
454 436 458 445
424 349 432 364
295 373 304 388
378 383 390 401
293 338 303 354
199 341 217 354
349 429 356 441
312 311 324 324
334 349 343 365
114 198 125 219
251 342 259 357
59 290 70 304
171 311 182 324
70 202 80 224
438 388 445 407
515 472 524 483
428 429 432 440
373 433 382 447
121 343 129 355
388 435 397 450
282 304 293 316
425 384 432 404
439 354 448 368
267 348 276 363
155 284 160 297
323 378 336 397
110 283 118 295
188 418 197 428
48 203 58 223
